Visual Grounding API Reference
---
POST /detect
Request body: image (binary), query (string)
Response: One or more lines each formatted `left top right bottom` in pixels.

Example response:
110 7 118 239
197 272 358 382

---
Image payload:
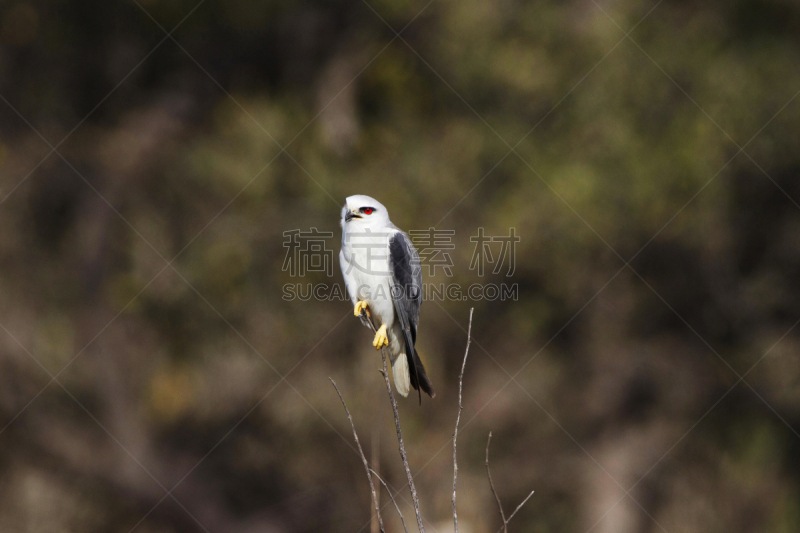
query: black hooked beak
345 210 361 222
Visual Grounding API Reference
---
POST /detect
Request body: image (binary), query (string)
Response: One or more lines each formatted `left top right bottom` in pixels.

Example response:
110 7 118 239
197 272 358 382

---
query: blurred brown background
2 0 800 532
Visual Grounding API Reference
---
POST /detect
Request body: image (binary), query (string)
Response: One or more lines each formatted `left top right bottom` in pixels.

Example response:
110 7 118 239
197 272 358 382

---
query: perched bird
339 195 435 401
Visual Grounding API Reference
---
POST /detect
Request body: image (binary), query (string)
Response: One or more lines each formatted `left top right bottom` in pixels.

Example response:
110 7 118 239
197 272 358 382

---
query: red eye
362 207 374 215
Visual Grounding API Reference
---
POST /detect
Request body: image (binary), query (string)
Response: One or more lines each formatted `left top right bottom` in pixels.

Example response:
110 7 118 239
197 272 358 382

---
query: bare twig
370 468 410 533
330 378 385 533
502 490 536 528
371 421 381 533
486 432 507 532
379 348 425 533
361 310 426 533
487 431 535 533
452 308 474 533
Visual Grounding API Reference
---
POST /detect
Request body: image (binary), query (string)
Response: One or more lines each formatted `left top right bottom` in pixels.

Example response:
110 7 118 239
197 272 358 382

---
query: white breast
340 228 398 328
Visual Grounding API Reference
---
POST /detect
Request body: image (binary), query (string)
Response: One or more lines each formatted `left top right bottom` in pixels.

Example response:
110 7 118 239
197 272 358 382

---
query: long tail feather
406 347 435 401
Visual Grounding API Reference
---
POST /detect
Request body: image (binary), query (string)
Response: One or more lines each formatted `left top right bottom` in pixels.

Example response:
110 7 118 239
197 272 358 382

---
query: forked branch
370 468 410 533
329 378 384 533
362 311 425 533
487 432 535 533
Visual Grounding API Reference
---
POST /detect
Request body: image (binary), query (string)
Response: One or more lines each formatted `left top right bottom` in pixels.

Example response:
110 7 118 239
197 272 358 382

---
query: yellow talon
354 300 369 317
372 324 389 349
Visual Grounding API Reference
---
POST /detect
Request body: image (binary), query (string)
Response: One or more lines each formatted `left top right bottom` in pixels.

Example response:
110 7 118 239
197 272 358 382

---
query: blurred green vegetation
2 0 800 532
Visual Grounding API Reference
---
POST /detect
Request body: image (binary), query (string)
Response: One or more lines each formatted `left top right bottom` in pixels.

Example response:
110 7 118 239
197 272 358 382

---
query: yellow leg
372 324 388 349
354 300 369 317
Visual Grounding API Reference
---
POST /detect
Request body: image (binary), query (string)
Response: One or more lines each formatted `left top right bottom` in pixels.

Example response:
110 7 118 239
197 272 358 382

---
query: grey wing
389 231 435 400
388 231 422 343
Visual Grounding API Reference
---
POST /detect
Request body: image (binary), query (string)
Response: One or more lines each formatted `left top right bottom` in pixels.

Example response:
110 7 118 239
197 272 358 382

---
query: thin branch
330 378 385 533
369 468 410 533
504 490 536 527
491 491 536 533
371 419 381 533
360 310 426 533
486 432 507 532
487 431 535 533
379 347 425 533
452 308 474 533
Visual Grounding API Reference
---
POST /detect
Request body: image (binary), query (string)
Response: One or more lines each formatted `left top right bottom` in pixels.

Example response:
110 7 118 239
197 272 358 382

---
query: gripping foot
354 300 369 317
372 324 389 349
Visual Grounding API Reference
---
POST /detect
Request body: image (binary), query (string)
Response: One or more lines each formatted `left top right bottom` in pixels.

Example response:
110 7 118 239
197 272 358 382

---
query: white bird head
341 195 391 230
